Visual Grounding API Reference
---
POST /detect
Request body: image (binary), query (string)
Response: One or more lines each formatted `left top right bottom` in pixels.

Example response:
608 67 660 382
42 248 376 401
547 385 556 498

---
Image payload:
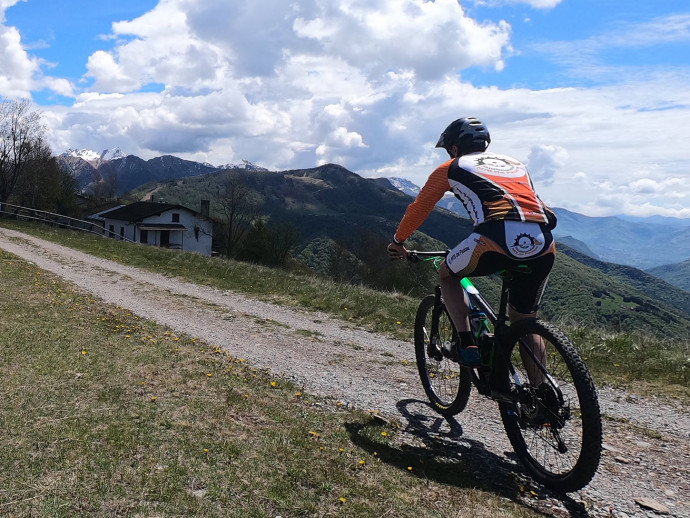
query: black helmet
435 117 491 155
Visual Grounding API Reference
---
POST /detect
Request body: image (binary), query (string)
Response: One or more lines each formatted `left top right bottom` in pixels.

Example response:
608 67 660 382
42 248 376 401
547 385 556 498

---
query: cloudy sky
2 0 689 218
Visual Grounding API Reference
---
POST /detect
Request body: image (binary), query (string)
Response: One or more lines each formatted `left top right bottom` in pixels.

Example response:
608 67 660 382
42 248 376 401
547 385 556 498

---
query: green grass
569 324 690 400
0 246 545 517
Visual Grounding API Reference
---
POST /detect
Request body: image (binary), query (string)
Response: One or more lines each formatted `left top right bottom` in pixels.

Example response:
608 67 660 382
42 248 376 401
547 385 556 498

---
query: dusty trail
1 226 688 518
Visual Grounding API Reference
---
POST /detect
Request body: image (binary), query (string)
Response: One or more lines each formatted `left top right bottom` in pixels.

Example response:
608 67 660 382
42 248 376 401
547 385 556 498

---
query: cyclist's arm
394 161 452 243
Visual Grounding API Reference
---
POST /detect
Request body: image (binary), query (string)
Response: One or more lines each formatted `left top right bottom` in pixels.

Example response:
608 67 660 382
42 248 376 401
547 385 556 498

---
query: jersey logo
510 233 543 258
474 156 524 178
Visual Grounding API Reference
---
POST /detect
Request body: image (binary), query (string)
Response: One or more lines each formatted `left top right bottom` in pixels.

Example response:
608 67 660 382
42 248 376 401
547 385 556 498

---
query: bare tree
15 139 54 209
0 98 46 205
15 140 79 215
215 172 262 258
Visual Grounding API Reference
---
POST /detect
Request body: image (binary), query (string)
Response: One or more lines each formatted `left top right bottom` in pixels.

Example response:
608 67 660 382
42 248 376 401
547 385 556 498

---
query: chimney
200 199 210 217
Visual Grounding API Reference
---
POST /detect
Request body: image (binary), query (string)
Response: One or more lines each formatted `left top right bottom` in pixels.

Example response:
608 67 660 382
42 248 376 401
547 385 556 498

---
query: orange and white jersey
394 152 555 243
450 152 551 225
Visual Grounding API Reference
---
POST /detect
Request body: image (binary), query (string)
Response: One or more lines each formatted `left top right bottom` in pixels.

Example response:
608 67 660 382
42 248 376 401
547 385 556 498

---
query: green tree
236 219 271 263
265 222 300 267
327 239 363 284
237 220 301 268
52 166 80 216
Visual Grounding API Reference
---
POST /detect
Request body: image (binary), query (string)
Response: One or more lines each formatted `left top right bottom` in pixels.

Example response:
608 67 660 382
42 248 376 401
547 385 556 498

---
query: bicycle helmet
435 117 491 155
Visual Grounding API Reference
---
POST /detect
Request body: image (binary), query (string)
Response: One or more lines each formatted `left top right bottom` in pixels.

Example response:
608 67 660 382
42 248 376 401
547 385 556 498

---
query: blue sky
1 0 689 218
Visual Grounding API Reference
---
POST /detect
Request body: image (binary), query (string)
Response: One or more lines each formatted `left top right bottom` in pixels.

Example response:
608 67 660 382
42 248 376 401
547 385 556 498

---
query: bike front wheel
498 319 602 492
414 295 471 416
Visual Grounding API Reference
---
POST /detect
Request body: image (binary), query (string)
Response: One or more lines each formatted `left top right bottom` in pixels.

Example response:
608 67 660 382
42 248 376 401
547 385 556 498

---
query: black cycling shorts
445 220 555 314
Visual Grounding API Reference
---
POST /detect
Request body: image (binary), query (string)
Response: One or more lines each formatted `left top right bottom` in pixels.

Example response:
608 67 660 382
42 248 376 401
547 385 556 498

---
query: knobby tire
498 319 602 492
414 295 471 416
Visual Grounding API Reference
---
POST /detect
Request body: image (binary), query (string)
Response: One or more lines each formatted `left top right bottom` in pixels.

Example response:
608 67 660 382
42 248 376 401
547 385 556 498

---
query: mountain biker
387 117 557 367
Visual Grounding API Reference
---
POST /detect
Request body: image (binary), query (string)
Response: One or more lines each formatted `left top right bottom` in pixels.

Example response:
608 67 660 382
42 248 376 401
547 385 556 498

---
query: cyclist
387 117 557 368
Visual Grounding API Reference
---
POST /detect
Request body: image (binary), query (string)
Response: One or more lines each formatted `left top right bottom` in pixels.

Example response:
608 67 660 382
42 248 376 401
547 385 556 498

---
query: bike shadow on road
344 398 592 518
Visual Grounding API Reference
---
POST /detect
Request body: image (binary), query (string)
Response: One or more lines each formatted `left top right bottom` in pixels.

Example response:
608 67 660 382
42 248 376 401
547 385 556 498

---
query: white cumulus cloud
526 144 568 186
0 15 37 97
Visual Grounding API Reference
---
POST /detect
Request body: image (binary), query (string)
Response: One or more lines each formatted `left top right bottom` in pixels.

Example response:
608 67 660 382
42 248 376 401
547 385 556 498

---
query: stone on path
634 497 670 514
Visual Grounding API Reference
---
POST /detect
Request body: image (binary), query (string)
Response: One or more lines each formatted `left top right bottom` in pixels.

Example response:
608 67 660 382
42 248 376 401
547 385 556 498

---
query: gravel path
1 226 688 518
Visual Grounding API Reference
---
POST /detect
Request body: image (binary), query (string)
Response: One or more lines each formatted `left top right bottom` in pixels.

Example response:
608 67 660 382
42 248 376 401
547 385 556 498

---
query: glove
387 241 408 260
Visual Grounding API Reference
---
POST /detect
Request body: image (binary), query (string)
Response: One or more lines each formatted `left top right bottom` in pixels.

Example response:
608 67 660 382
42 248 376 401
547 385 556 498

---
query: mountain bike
408 250 602 492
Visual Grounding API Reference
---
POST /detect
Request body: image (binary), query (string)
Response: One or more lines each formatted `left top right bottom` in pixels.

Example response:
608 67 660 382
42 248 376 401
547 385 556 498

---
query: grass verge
0 248 543 517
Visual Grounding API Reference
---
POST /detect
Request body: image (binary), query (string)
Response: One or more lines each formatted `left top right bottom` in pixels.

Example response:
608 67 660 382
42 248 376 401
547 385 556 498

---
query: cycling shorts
445 220 556 314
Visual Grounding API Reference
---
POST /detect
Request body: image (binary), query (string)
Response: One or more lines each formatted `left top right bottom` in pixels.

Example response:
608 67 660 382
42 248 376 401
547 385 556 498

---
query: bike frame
407 249 602 491
408 250 558 398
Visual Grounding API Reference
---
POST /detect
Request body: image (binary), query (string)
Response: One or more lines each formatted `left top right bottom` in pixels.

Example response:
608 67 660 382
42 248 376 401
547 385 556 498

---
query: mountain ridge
60 148 127 162
122 163 690 339
58 149 690 282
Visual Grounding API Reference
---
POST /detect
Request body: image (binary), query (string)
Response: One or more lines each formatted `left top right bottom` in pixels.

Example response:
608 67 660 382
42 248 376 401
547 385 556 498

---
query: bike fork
426 285 445 358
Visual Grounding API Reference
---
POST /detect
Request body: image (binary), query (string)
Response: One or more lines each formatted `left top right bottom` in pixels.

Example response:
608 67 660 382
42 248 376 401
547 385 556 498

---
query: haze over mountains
58 149 690 279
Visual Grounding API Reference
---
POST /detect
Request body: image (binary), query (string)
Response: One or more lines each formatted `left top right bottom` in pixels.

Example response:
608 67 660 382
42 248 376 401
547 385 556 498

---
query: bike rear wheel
498 319 602 492
414 295 471 416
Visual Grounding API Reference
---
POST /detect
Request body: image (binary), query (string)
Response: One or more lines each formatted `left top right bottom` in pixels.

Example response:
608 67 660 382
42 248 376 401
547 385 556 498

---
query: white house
95 200 213 256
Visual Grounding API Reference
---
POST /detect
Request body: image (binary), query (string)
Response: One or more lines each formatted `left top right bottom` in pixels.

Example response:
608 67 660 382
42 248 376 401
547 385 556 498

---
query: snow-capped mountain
101 148 127 160
388 177 420 197
219 159 268 172
61 148 127 162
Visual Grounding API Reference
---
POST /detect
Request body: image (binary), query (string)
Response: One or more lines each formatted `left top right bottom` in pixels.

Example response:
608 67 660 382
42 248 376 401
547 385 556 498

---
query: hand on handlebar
387 241 408 260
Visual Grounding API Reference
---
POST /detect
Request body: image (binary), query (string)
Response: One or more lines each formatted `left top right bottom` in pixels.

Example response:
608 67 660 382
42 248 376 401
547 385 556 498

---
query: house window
140 229 148 244
172 213 180 223
108 225 114 238
120 227 125 240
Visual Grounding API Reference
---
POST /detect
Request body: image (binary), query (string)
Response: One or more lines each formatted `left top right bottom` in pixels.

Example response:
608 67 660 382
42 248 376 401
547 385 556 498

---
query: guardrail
0 202 135 243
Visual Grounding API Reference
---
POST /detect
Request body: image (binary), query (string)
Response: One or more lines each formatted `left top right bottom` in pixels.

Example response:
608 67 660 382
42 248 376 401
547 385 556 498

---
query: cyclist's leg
442 229 508 361
509 307 547 385
508 248 555 386
439 261 470 334
441 231 503 335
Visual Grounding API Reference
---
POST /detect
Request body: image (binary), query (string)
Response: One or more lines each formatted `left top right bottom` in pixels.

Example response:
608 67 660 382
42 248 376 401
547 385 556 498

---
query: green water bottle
470 308 493 368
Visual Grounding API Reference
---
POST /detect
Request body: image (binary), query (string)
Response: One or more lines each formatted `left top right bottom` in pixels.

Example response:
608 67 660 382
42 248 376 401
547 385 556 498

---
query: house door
160 230 170 247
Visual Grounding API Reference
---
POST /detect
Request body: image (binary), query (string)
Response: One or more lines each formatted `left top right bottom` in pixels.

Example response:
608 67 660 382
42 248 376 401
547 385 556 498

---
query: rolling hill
648 259 690 292
128 164 475 249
